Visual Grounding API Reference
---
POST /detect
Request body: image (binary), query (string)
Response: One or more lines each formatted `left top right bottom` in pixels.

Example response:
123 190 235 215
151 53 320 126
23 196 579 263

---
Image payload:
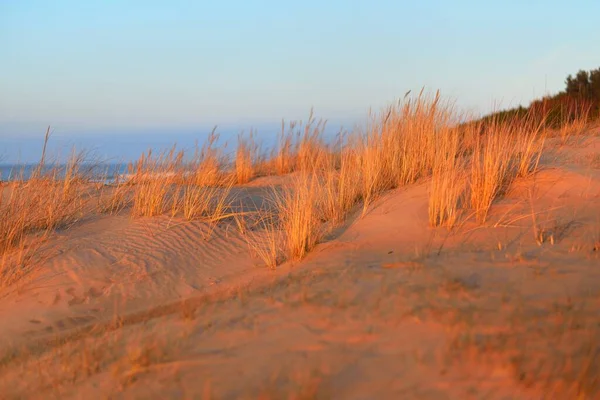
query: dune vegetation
0 79 599 398
0 88 595 283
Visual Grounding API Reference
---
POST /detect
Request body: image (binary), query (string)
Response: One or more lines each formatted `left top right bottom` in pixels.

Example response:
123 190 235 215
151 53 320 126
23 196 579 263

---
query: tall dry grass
131 147 182 217
272 121 296 176
515 121 546 178
296 114 328 173
0 150 88 286
557 102 592 145
273 172 323 261
243 209 281 269
257 114 330 177
234 133 257 185
123 93 560 271
357 132 389 214
358 91 456 214
0 238 38 288
319 147 362 224
98 170 132 215
0 151 87 250
0 91 584 286
469 129 511 223
244 161 350 267
428 128 467 228
191 129 225 187
468 113 546 224
175 184 231 222
423 105 546 228
388 92 454 185
169 182 236 239
246 93 464 266
129 136 237 237
243 92 554 266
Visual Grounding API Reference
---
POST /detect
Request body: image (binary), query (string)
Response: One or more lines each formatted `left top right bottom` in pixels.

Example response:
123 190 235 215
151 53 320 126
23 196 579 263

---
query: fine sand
0 135 599 399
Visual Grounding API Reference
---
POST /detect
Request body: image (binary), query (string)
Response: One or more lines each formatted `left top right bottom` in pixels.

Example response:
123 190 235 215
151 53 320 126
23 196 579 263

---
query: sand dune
0 184 286 345
0 133 599 399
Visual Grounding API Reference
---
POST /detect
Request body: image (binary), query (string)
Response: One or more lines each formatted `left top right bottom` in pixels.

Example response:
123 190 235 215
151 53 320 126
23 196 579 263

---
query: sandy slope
0 184 282 344
0 136 599 399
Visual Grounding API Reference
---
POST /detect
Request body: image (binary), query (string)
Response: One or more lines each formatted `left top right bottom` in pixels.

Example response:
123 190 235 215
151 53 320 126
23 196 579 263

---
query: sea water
0 163 129 183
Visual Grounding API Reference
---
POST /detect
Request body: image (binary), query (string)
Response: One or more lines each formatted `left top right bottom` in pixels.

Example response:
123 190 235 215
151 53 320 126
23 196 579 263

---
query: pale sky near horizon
1 0 600 161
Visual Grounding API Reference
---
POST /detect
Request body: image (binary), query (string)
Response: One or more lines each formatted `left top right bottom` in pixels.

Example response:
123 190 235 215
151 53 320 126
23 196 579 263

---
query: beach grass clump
428 128 467 228
131 146 182 217
0 150 88 286
234 132 258 185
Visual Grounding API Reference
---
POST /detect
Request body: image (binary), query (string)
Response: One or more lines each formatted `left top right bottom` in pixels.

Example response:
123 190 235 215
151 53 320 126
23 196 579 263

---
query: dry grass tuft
275 173 323 261
357 132 389 215
514 117 546 178
176 184 233 222
0 150 88 286
170 182 236 239
296 113 328 173
557 103 591 145
234 132 258 185
259 113 329 177
131 147 182 217
469 113 546 224
0 237 43 288
244 209 282 269
320 147 361 224
469 124 516 224
272 121 296 176
428 129 467 228
192 129 225 187
99 183 132 215
97 164 133 214
359 91 455 214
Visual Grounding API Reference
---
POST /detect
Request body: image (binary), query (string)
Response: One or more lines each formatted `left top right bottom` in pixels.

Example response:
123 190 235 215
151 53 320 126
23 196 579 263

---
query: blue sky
1 0 600 162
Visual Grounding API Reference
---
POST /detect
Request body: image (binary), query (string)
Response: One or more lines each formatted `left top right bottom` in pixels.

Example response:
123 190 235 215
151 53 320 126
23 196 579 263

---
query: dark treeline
482 67 600 127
